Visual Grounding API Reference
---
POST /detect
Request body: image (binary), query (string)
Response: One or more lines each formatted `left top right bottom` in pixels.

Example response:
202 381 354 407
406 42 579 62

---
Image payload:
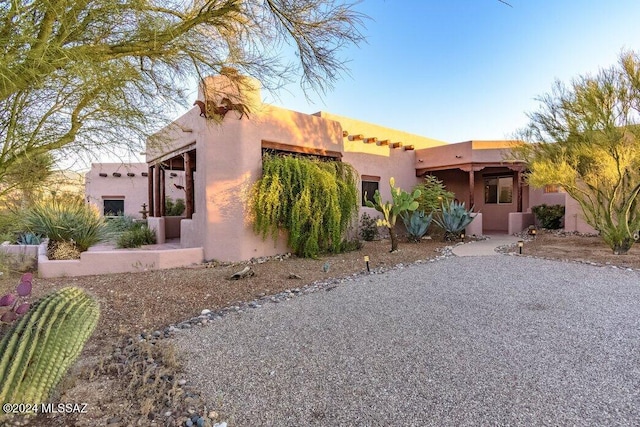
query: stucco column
516 171 523 212
184 151 194 219
468 170 475 207
148 165 155 217
160 167 166 216
153 164 161 217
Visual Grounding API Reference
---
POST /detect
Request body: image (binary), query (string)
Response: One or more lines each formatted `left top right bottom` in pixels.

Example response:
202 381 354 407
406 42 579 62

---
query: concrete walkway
452 234 521 256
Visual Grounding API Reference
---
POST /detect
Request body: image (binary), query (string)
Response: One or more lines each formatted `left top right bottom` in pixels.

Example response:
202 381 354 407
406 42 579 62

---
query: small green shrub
165 197 185 216
413 175 455 214
434 200 475 241
532 204 565 229
359 213 379 241
116 225 157 248
21 197 107 252
105 215 138 235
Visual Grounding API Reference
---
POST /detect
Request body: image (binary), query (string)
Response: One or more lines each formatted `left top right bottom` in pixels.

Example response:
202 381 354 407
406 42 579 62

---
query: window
361 178 380 206
103 199 124 216
484 176 513 204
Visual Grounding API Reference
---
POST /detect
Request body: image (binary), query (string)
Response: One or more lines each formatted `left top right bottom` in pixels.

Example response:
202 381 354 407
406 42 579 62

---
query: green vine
250 155 359 258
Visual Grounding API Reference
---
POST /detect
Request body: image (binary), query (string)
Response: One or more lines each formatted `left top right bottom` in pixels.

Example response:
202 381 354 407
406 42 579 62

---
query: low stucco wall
508 212 535 235
0 243 39 258
466 213 483 236
38 247 204 278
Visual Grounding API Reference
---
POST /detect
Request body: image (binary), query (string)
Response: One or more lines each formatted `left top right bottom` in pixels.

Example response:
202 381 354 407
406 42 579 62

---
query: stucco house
86 75 594 262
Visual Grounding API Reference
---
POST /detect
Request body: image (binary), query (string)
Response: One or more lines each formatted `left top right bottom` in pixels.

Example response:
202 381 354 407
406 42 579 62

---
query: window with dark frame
103 199 124 216
484 176 513 204
362 181 379 206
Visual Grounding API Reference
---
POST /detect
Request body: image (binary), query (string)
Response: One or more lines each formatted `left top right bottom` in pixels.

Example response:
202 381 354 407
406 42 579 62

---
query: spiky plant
434 200 475 240
21 195 107 252
0 288 100 411
401 210 433 242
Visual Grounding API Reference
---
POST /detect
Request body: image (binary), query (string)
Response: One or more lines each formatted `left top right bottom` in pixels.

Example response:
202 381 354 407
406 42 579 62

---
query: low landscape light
364 255 370 273
517 240 524 254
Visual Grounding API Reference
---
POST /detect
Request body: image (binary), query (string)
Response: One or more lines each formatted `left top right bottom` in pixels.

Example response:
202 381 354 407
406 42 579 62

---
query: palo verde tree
250 155 358 258
516 51 640 254
0 0 365 196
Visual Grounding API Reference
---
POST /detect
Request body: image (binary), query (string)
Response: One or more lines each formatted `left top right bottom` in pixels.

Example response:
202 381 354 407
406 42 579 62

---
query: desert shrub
105 214 138 234
532 204 565 229
165 197 185 216
359 212 379 241
413 175 455 214
250 155 359 258
116 225 156 248
21 196 107 252
434 200 475 241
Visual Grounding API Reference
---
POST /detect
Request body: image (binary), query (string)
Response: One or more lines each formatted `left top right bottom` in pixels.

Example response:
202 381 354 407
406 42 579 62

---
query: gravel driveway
175 256 640 426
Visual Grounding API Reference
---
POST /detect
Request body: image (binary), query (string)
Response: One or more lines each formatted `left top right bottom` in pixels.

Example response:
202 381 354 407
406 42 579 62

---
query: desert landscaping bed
1 232 638 426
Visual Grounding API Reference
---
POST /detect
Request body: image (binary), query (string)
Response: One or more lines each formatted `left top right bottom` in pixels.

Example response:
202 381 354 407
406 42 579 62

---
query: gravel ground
175 256 640 426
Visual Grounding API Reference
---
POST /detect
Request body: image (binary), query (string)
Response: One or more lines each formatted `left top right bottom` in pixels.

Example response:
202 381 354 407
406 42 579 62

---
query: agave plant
434 200 475 240
401 210 433 242
16 232 42 245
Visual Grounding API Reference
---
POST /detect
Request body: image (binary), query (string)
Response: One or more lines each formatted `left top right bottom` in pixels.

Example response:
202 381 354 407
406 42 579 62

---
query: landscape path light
517 240 524 254
364 256 370 273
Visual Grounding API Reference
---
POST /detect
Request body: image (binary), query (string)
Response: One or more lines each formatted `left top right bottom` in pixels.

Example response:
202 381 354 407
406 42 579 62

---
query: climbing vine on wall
250 154 359 258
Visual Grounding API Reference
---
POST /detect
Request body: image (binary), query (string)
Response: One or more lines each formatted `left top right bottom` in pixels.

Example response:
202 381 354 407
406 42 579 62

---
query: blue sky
262 0 640 143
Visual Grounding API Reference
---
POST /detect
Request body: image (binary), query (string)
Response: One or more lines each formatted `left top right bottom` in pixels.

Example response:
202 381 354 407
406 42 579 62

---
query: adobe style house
88 75 594 262
85 163 184 218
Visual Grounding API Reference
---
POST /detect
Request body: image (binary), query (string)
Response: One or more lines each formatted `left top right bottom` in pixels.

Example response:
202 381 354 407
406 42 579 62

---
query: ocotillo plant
0 287 100 411
365 177 421 252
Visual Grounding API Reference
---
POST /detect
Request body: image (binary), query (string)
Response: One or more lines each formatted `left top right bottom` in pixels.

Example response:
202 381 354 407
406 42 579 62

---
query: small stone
107 417 122 425
152 330 162 337
178 379 187 386
214 422 228 427
197 418 205 427
201 309 211 315
208 411 219 419
164 411 172 417
185 420 194 427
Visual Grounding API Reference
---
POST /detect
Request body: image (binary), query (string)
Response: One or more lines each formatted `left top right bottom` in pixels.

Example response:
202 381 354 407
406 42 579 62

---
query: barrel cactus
0 287 100 409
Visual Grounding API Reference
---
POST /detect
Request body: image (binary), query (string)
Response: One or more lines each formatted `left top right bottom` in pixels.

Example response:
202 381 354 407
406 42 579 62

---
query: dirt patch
506 231 640 269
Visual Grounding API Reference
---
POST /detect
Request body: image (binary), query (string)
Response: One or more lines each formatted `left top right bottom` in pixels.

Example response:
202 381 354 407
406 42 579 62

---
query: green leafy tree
365 177 421 252
516 51 640 254
0 0 365 193
250 155 358 258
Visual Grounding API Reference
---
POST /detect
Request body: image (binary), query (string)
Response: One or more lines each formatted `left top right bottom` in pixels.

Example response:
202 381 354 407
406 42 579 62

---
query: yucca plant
21 196 107 252
401 210 433 242
434 200 475 241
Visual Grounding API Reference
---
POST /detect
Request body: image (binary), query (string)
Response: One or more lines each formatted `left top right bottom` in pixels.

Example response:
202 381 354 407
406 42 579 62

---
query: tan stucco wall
85 163 184 218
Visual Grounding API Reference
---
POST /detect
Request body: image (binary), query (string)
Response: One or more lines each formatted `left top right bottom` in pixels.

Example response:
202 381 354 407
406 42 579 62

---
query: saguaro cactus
0 287 100 408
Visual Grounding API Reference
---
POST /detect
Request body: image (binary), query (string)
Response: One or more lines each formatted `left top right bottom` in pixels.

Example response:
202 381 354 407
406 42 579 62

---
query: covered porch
147 145 197 244
415 141 534 235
